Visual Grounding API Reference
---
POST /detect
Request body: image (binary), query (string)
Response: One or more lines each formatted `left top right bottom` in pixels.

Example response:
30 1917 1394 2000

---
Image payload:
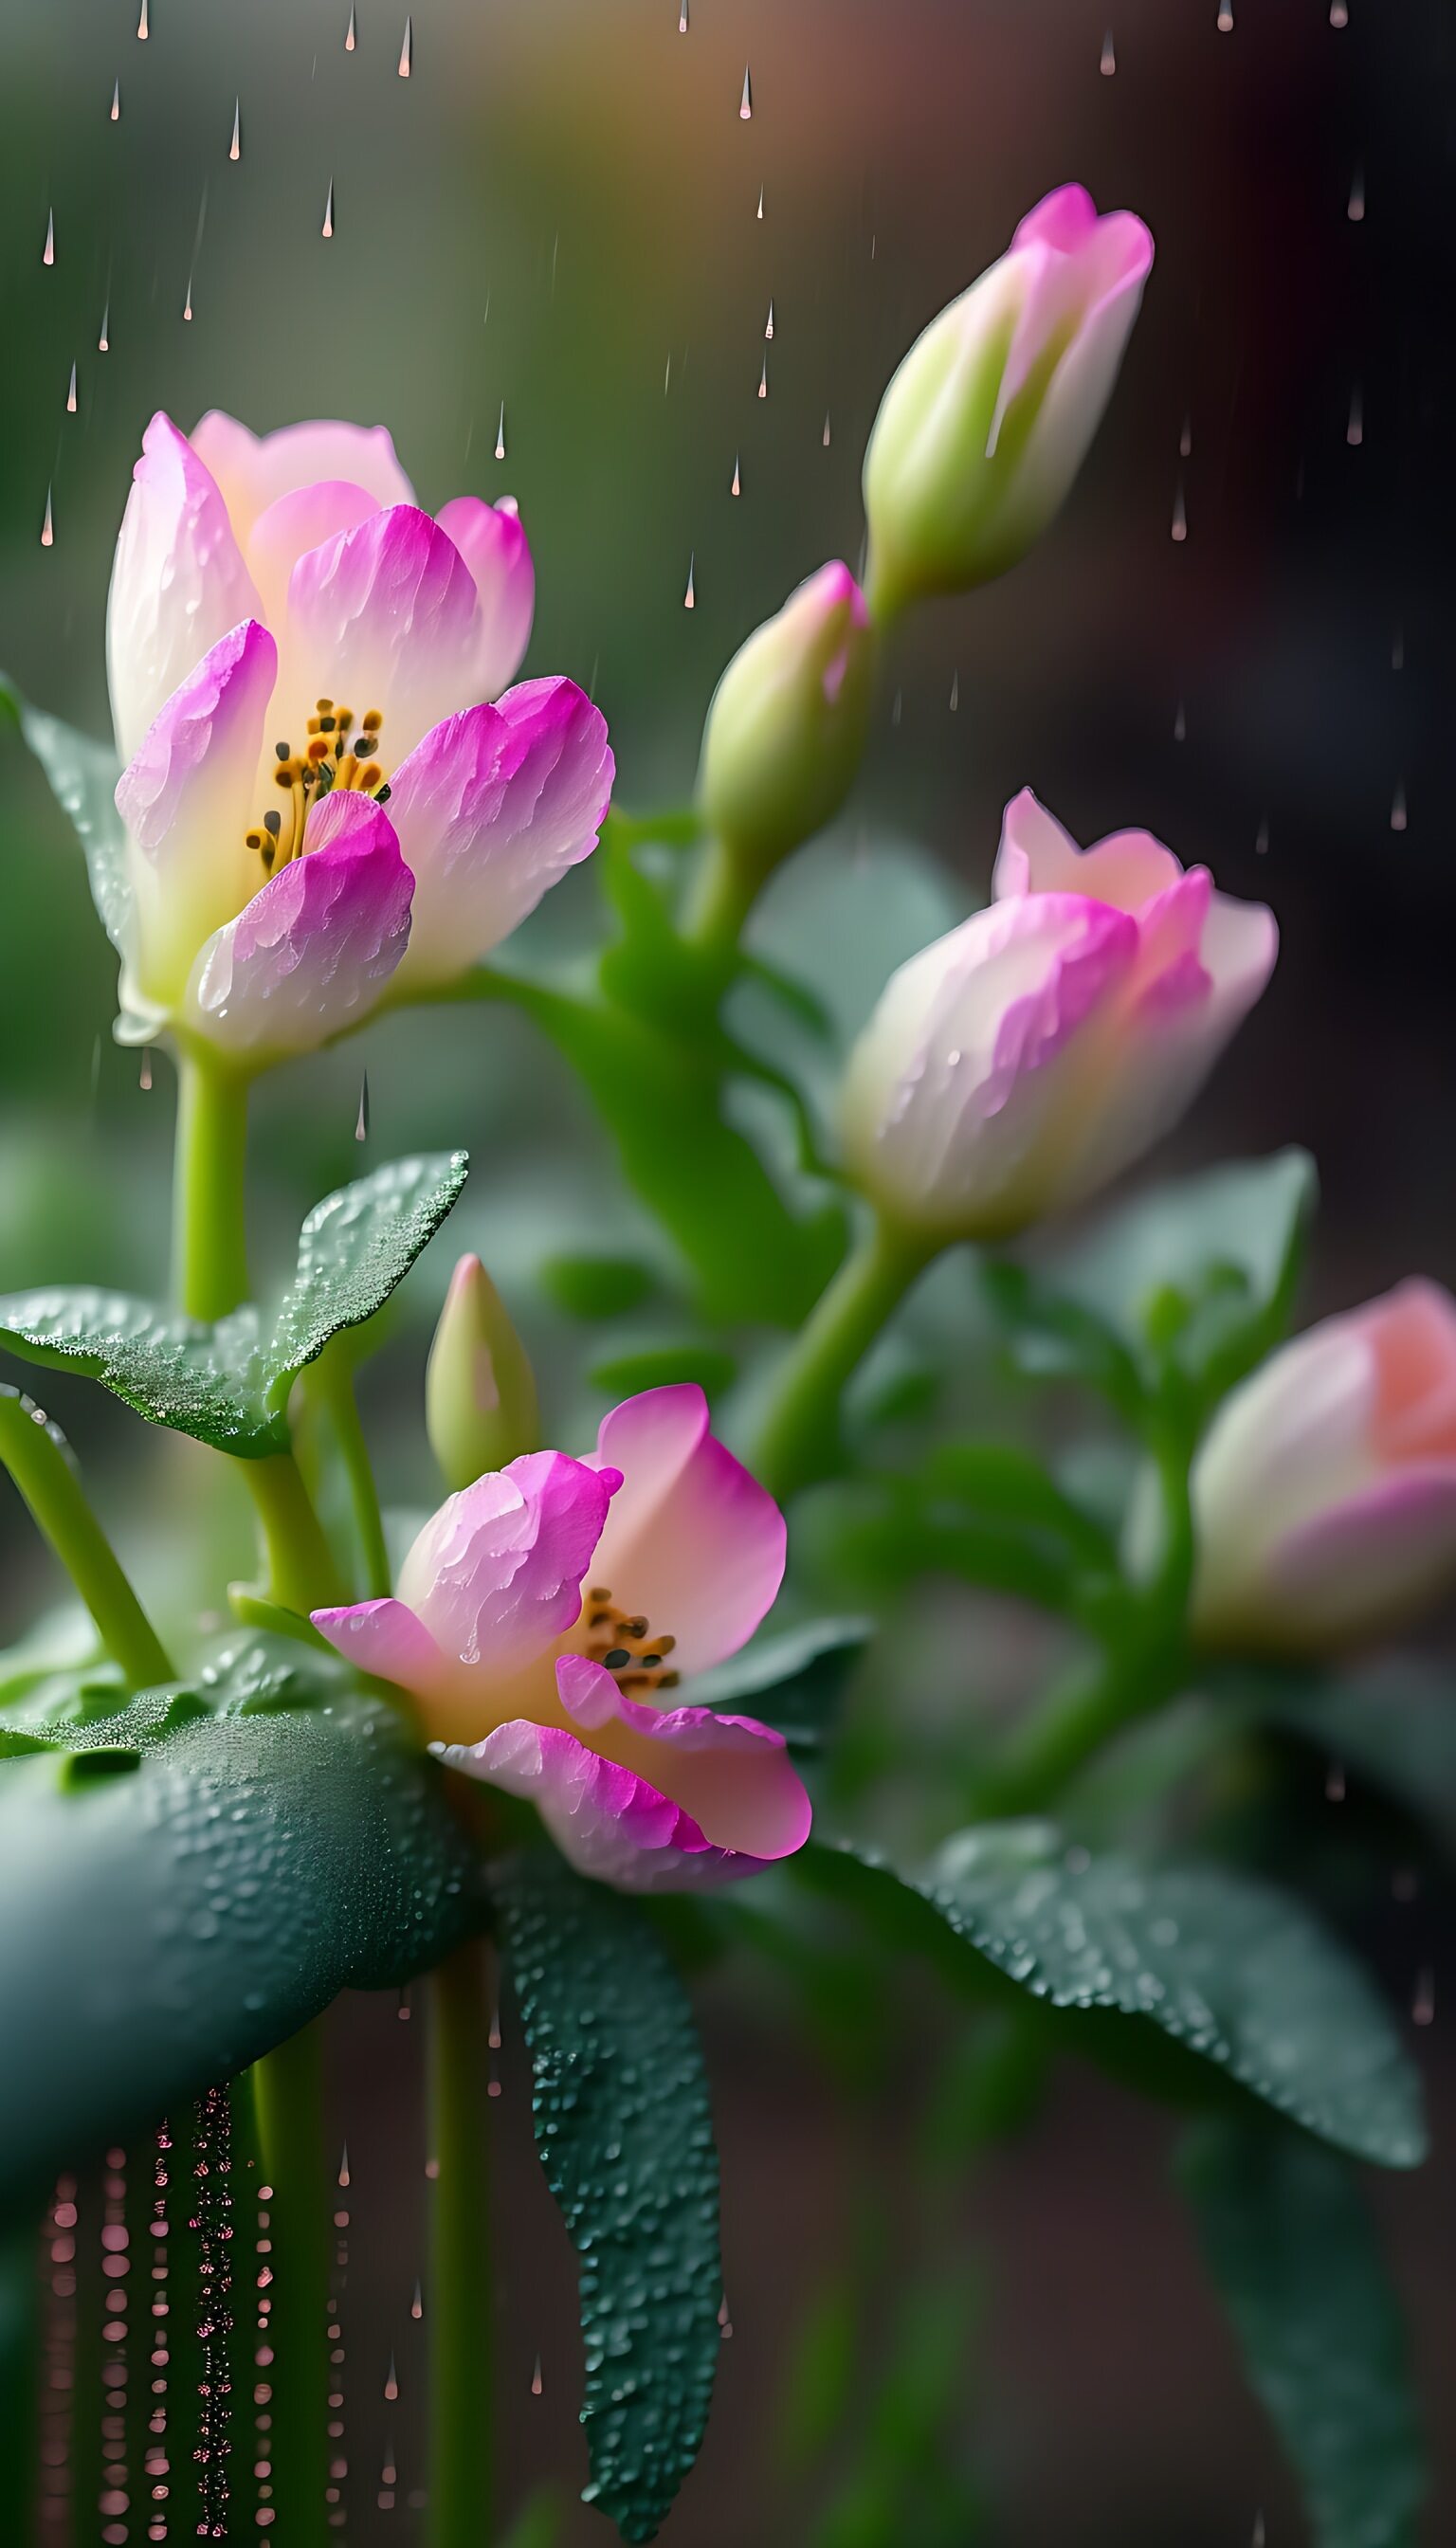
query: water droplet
739 64 752 118
1173 696 1187 742
138 1049 153 1092
758 354 768 398
322 177 336 238
65 361 78 413
682 553 696 609
755 184 764 220
136 0 149 35
730 453 741 497
99 297 111 352
1347 382 1363 446
42 208 55 267
949 669 959 711
337 2145 351 2190
1255 811 1269 855
229 98 242 160
1251 2517 1265 2548
530 2355 543 2395
410 2279 424 2320
1413 1963 1435 2025
1329 0 1348 23
183 276 193 321
1100 27 1116 73
110 77 121 119
345 2 356 46
1171 478 1188 540
1179 411 1192 459
1347 163 1365 221
1390 777 1408 832
398 13 412 74
495 402 506 460
40 486 54 548
355 1071 370 1140
678 0 688 28
383 2356 399 2402
764 299 774 340
1217 0 1233 28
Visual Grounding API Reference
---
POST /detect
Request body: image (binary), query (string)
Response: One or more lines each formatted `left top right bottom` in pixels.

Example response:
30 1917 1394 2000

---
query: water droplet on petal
738 63 752 117
183 275 193 321
730 453 741 496
398 13 412 74
322 177 335 238
229 98 241 159
110 77 121 119
495 401 506 460
1329 0 1348 23
410 2279 423 2320
383 2355 398 2402
1100 27 1116 73
40 486 54 548
65 361 78 413
1347 162 1365 221
42 208 55 267
683 552 696 609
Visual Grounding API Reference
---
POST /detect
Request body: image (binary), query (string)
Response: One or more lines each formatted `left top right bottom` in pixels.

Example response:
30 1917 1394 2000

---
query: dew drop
40 485 54 549
322 177 336 238
355 1071 370 1140
758 354 768 398
42 208 55 268
1347 162 1365 221
730 453 741 497
1100 27 1116 73
1390 777 1408 832
65 361 78 413
110 77 121 119
229 98 242 160
1347 382 1363 446
398 12 412 74
495 402 506 460
345 2 356 46
682 552 696 609
738 64 752 118
764 298 774 340
136 0 149 35
1171 478 1188 540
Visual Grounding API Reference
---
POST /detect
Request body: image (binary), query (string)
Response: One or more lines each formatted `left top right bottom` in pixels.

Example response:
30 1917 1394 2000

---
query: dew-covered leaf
261 1149 468 1409
495 1850 721 2542
1181 2117 1425 2548
0 1638 487 2224
795 1826 1424 2169
688 1616 872 1755
0 676 131 955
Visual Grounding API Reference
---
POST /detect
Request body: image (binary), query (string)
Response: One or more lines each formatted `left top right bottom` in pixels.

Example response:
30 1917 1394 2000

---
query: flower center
244 697 394 876
581 1588 681 1694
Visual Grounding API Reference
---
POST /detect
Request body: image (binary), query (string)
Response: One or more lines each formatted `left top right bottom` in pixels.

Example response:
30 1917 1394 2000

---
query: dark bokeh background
3 0 1455 2539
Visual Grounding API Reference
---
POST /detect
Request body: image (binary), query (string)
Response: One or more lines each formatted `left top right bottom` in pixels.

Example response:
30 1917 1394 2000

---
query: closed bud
697 562 874 883
863 185 1153 618
426 1253 539 1489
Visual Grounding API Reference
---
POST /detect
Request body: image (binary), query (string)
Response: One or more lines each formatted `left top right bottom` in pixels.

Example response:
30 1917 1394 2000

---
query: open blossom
311 1385 811 1891
841 790 1277 1242
863 183 1154 614
1191 1282 1456 1654
105 412 612 1057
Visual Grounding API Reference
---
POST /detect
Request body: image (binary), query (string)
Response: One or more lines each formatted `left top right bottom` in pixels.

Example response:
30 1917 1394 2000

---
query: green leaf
494 1850 722 2542
988 1151 1316 1417
688 1616 872 1754
0 676 130 955
0 1638 487 2224
0 1151 466 1455
794 1825 1424 2169
1180 2118 1425 2548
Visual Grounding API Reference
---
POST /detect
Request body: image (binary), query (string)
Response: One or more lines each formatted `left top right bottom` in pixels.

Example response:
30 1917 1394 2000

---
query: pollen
246 696 392 875
582 1595 681 1694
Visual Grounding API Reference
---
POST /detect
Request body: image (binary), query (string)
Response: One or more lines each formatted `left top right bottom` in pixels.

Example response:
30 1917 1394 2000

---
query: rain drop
755 184 764 220
1413 1964 1435 2025
1179 412 1192 459
398 12 412 75
136 0 149 34
1217 0 1233 28
1100 27 1116 74
1347 163 1365 221
138 1050 153 1092
337 2146 351 2191
42 208 55 268
758 354 768 398
949 669 959 711
1173 696 1187 742
383 2355 398 2402
683 553 696 609
183 276 193 320
495 402 506 460
678 0 688 27
1171 478 1188 540
1251 2518 1265 2548
730 453 741 497
1255 812 1269 855
345 2 356 46
40 486 54 549
764 299 774 340
110 77 121 120
822 411 831 447
99 296 111 352
738 64 752 118
322 177 336 238
355 1070 370 1140
1390 778 1408 832
1329 0 1348 22
530 2356 543 2396
229 98 241 160
1347 383 1363 446
1392 622 1404 672
65 361 78 413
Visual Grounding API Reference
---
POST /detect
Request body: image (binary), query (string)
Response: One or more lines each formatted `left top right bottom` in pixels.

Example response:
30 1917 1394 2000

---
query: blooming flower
311 1385 811 1890
862 183 1154 615
840 789 1277 1243
696 562 875 881
1190 1282 1456 1654
105 413 613 1057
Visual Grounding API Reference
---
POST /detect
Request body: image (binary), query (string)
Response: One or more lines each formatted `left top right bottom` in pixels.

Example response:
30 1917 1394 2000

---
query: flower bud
426 1254 539 1489
696 563 874 883
1190 1282 1456 1655
839 790 1276 1245
862 185 1153 617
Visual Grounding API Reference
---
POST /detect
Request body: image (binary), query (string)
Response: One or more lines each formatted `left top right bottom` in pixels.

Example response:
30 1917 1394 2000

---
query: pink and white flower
311 1385 811 1891
863 183 1154 613
104 412 612 1057
1191 1282 1456 1654
840 790 1277 1242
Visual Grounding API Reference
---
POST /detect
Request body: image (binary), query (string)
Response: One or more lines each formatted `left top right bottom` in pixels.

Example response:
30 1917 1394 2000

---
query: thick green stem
428 1939 494 2548
172 1047 252 1323
752 1217 935 1502
680 836 762 955
0 1391 173 1687
305 1354 391 1599
251 2026 331 2547
242 1452 346 1614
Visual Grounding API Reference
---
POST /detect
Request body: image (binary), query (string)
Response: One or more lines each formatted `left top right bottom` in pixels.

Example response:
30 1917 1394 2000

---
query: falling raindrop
1347 163 1365 221
337 2146 351 2191
1217 0 1233 28
99 295 110 352
138 1049 153 1091
1179 412 1192 459
183 276 193 320
678 0 688 27
1329 0 1348 22
1100 27 1116 74
488 2006 501 2050
1392 623 1405 672
891 688 903 729
495 402 506 460
739 64 752 118
345 1 356 45
398 12 412 74
758 355 768 398
730 454 741 497
1171 479 1188 540
229 98 241 159
355 1070 370 1140
384 2355 399 2402
410 2280 424 2320
949 670 959 712
1413 1964 1435 2025
755 184 764 220
322 177 336 238
530 2356 543 2396
136 0 149 34
1255 812 1269 855
42 208 55 267
110 77 121 119
764 299 774 340
822 411 831 447
1251 2518 1265 2548
1325 1759 1346 1802
683 553 696 609
1173 697 1187 742
1347 383 1363 446
40 486 54 548
65 361 77 414
1390 778 1408 832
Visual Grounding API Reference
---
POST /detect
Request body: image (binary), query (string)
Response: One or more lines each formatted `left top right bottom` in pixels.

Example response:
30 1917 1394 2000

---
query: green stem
680 836 762 955
0 1391 173 1688
242 1453 346 1614
305 1353 391 1598
428 1940 494 2548
172 1047 252 1322
964 1647 1179 1821
251 2026 331 2547
751 1216 935 1502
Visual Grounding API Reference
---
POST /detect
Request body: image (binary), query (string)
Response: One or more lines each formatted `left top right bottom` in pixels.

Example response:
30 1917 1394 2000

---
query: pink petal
106 413 264 763
245 479 381 630
396 1451 621 1682
993 790 1184 914
190 411 414 540
1011 183 1101 255
582 1386 786 1675
555 1652 812 1858
184 794 411 1057
446 1720 715 1889
1366 1281 1456 1463
386 681 614 986
1270 1467 1456 1649
311 1594 452 1695
435 496 536 698
115 619 279 1012
281 504 482 771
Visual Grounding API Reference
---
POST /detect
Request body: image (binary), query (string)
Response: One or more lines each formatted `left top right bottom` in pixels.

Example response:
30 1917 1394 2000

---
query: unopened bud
426 1254 539 1489
697 561 874 883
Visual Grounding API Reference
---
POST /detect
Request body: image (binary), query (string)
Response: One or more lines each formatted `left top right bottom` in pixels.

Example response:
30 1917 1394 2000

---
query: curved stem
305 1352 391 1599
251 2026 331 2547
0 1391 174 1687
172 1047 252 1322
241 1452 346 1614
679 836 761 955
751 1216 935 1502
427 1939 495 2548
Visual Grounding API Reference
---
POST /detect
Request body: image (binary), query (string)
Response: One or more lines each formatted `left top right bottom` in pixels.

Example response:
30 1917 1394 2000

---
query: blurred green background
2 0 1454 2539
